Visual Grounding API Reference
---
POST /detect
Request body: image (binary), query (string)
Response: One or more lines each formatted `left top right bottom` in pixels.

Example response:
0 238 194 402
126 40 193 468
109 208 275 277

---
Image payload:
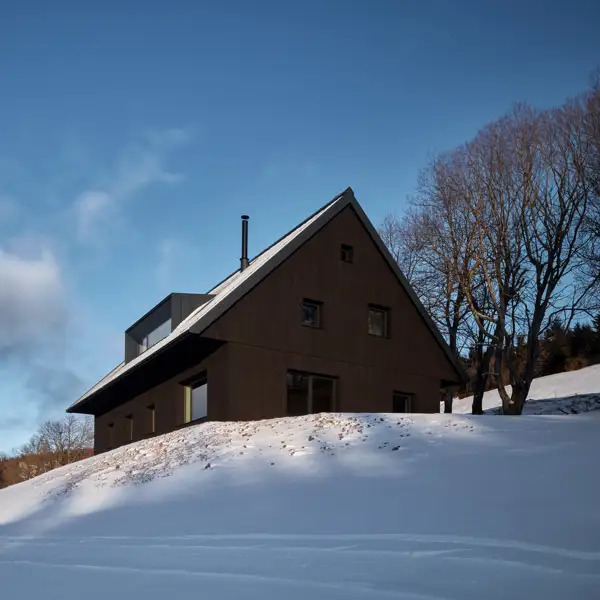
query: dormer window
139 318 171 354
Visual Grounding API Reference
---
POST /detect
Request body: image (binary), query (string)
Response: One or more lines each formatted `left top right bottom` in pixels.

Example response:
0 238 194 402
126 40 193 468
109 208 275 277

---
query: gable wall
205 205 458 382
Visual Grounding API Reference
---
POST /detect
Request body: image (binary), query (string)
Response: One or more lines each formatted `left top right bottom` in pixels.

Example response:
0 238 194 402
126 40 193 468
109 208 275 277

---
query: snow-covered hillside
453 363 600 414
1 410 599 599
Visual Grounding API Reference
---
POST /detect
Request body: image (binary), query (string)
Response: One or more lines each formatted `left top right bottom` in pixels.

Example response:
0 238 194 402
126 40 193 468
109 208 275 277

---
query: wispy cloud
0 243 65 353
73 128 190 241
0 238 83 433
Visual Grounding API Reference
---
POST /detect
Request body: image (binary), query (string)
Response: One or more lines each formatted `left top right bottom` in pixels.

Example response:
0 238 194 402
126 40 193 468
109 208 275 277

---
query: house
67 187 466 453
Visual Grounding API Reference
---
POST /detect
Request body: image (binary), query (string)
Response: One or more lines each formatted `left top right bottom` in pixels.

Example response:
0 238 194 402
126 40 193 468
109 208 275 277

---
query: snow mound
453 363 600 414
1 411 599 599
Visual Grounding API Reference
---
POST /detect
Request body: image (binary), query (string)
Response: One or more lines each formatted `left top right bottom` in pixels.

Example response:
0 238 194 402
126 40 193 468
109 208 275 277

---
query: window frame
125 414 133 441
368 304 390 338
138 317 172 355
301 298 323 329
392 391 413 413
340 243 354 263
182 373 208 425
147 404 156 434
107 422 114 449
286 369 337 415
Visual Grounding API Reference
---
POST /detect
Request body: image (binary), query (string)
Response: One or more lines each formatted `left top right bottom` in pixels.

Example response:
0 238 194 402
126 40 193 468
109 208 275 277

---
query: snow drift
1 409 599 599
453 363 600 415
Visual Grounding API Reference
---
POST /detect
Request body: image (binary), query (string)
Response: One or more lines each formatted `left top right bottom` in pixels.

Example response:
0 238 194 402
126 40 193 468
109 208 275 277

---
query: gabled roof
68 187 465 412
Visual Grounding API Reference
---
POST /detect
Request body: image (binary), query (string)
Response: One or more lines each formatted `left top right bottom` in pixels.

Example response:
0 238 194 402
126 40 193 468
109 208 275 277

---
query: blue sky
0 0 598 452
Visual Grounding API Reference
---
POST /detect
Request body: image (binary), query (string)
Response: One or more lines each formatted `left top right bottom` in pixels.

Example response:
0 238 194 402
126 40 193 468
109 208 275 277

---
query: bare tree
36 414 94 466
379 153 476 413
13 415 94 481
583 71 600 284
456 102 597 414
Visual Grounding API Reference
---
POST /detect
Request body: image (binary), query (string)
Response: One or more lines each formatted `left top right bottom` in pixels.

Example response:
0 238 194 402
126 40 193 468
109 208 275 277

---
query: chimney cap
241 214 249 220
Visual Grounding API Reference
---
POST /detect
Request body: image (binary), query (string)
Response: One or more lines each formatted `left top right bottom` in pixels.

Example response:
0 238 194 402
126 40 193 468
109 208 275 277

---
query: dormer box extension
124 293 214 363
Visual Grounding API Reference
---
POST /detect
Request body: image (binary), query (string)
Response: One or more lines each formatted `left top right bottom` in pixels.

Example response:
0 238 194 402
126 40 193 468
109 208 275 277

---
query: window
301 299 322 328
368 305 389 337
286 370 336 416
340 244 354 263
184 376 208 423
125 415 133 441
139 318 172 354
147 404 156 434
107 423 114 449
393 392 413 413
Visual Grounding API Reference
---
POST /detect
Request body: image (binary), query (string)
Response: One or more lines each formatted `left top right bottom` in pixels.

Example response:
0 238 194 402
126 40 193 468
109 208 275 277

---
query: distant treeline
0 415 93 489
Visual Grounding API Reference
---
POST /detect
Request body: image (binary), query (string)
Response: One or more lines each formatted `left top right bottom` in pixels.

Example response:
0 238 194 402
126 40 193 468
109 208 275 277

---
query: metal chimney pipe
240 215 249 271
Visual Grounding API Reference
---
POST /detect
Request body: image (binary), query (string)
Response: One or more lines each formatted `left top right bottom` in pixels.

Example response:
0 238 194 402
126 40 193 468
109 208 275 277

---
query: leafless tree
14 415 94 481
582 71 600 284
379 153 476 413
456 101 597 414
383 79 599 416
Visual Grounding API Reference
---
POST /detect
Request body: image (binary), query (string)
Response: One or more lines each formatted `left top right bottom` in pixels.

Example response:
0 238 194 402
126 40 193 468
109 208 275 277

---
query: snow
1 408 599 599
452 363 600 415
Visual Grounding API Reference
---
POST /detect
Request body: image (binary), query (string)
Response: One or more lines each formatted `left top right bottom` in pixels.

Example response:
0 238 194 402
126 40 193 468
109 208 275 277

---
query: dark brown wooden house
68 188 465 453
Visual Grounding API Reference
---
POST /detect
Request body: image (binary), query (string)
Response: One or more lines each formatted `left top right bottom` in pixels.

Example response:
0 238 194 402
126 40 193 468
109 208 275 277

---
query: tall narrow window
286 370 336 416
125 415 133 441
184 376 208 423
107 423 114 449
368 305 389 337
301 299 322 328
147 404 156 434
393 392 413 413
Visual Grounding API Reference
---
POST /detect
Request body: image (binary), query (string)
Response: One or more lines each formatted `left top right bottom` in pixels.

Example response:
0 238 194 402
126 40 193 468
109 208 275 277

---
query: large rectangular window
286 370 336 416
393 392 413 413
139 318 172 354
184 376 208 423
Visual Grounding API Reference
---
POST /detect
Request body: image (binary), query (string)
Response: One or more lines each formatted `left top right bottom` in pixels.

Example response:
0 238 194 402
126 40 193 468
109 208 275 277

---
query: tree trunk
503 382 528 415
443 390 453 413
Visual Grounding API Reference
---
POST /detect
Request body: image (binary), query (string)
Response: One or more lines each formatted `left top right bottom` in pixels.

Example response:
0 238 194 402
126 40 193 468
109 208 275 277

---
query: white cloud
0 245 66 353
73 129 190 241
73 190 113 240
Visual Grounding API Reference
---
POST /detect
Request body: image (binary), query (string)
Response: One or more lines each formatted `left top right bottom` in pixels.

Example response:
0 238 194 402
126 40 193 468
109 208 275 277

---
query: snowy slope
453 363 600 414
1 411 599 599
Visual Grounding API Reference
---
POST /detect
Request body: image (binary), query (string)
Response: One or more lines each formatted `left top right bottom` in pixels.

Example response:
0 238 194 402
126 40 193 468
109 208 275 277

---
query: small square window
368 305 389 337
301 299 322 328
393 392 413 413
341 244 354 263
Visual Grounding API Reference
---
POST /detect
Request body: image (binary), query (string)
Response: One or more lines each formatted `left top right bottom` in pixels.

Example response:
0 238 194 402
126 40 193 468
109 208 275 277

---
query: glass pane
393 394 410 413
191 382 208 421
145 318 172 349
312 377 335 413
287 372 309 416
368 309 385 336
302 303 319 327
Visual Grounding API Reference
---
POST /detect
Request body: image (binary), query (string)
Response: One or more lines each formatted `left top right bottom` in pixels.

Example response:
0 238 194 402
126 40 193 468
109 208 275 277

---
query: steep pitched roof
68 187 465 412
